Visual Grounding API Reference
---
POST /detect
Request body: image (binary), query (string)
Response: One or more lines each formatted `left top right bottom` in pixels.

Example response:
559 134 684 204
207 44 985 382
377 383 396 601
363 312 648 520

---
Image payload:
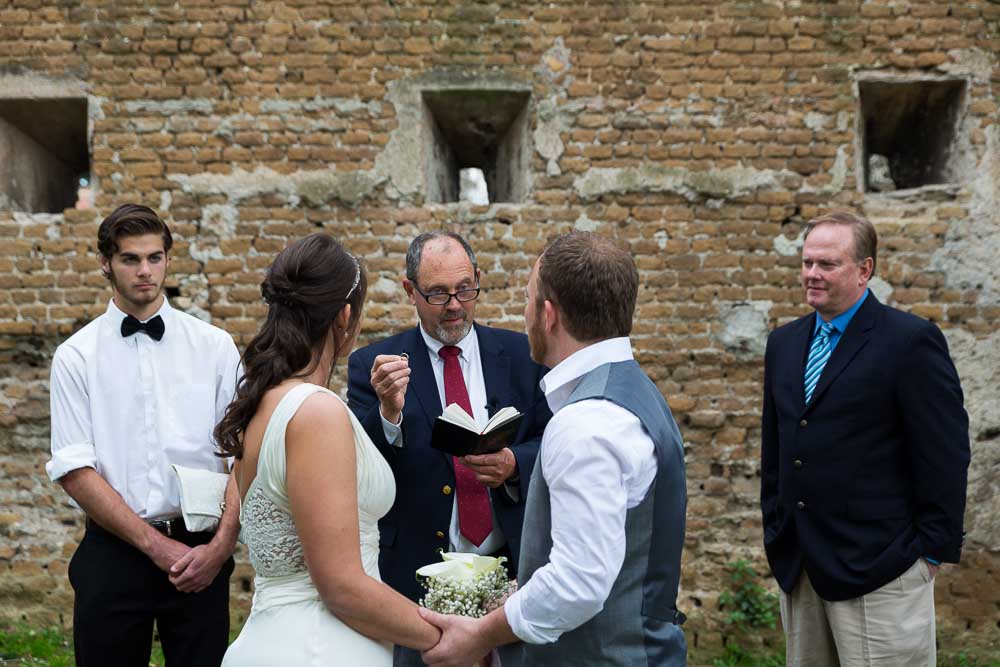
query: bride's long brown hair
215 233 367 459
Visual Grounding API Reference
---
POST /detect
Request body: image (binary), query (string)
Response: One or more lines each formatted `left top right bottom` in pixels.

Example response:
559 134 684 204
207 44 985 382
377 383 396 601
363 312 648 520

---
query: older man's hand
370 354 410 424
461 448 517 488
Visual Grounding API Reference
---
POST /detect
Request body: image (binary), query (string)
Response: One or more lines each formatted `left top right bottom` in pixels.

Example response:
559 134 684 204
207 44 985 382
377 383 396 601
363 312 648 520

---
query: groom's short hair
537 231 638 342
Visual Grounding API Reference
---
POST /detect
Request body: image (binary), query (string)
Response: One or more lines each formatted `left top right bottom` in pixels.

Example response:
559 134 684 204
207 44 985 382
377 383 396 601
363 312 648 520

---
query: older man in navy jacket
347 231 550 667
761 211 969 665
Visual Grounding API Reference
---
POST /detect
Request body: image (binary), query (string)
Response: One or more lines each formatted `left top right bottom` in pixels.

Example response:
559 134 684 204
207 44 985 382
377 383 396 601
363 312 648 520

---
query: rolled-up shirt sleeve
505 401 645 645
46 347 97 482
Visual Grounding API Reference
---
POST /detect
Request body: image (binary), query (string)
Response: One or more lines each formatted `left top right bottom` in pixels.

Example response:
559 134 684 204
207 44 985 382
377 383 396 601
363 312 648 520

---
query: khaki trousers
780 559 936 666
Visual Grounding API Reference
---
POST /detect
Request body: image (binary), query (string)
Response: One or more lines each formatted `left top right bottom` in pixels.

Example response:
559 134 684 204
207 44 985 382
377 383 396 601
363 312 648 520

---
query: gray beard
433 317 473 346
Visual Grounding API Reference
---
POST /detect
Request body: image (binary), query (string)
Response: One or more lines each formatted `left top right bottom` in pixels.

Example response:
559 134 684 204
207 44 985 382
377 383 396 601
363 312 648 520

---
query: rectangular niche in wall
0 98 89 213
421 89 530 204
858 78 965 193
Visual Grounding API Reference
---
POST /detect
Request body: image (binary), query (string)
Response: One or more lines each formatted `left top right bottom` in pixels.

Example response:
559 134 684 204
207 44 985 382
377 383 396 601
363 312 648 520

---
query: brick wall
1 1 998 656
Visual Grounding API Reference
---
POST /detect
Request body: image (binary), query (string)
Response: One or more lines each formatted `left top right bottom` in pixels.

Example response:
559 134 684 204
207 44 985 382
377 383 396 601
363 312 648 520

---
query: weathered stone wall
1 1 998 656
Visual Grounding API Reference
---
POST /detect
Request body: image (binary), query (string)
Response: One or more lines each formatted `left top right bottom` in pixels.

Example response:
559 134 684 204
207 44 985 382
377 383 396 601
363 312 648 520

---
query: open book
430 403 524 457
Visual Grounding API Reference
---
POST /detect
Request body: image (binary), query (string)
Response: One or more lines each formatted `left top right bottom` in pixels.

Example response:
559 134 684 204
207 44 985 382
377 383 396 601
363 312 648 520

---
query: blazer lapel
403 327 441 429
475 324 511 418
791 315 815 411
805 295 879 412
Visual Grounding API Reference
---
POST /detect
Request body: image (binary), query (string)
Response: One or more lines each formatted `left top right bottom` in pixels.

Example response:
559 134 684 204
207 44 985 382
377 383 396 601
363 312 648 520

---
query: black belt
86 516 189 538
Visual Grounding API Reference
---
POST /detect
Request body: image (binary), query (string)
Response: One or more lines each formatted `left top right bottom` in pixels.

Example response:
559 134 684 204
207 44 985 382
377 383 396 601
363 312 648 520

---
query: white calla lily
417 552 505 581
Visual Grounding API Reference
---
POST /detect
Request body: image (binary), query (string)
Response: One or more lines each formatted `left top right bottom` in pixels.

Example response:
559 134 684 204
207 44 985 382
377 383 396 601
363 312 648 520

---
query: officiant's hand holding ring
370 353 410 425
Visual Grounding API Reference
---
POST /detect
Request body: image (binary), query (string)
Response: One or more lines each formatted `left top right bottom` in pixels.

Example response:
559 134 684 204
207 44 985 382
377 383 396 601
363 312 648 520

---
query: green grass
0 624 165 666
940 652 1000 667
4 621 1000 667
0 625 73 667
710 643 785 666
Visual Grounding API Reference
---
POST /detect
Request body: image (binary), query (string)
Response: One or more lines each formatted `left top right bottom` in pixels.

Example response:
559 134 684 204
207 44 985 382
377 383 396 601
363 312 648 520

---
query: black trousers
69 522 234 667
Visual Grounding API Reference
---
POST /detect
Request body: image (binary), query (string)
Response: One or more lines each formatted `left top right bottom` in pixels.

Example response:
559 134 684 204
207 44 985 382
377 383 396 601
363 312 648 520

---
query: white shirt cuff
381 412 403 447
46 442 98 482
504 590 537 645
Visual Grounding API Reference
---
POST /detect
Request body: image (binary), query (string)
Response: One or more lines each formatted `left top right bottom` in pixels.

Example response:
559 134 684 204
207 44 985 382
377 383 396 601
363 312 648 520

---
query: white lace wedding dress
222 383 395 666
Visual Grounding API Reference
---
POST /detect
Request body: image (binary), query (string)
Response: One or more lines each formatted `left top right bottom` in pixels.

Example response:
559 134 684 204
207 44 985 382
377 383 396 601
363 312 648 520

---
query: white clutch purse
171 464 229 533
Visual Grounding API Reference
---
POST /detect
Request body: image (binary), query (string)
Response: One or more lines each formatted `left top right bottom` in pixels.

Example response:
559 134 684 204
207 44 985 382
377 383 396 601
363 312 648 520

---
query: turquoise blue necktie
804 321 835 405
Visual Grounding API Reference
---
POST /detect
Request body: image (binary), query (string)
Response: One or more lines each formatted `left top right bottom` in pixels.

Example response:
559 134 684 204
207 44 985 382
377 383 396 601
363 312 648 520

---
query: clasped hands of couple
418 605 511 667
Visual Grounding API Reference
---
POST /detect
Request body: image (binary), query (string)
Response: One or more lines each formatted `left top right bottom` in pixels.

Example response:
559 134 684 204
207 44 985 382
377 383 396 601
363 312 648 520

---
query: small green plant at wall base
717 559 780 631
711 643 785 667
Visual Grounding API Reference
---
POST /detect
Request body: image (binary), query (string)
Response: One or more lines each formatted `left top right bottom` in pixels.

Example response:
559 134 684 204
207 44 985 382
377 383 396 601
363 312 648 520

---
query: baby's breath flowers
416 552 518 618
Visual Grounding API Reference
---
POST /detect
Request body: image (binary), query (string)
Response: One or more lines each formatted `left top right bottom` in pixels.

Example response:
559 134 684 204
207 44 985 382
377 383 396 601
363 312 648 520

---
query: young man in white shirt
420 232 688 667
47 204 242 667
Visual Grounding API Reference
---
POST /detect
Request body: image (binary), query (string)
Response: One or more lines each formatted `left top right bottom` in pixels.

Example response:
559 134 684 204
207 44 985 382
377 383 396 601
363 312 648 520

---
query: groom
420 231 688 666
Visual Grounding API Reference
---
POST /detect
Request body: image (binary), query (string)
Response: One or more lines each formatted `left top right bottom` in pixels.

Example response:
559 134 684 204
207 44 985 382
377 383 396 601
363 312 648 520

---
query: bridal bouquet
416 552 517 618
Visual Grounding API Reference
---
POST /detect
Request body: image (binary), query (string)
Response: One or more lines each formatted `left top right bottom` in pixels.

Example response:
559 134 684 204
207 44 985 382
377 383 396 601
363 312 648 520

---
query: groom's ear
543 299 559 334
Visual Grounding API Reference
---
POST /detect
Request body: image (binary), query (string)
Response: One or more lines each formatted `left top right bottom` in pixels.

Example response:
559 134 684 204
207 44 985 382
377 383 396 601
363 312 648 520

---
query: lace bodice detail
243 484 306 576
239 383 395 583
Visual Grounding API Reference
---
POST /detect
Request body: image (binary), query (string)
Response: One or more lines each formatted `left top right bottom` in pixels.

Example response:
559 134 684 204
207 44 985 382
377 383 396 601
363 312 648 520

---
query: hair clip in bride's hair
344 253 361 301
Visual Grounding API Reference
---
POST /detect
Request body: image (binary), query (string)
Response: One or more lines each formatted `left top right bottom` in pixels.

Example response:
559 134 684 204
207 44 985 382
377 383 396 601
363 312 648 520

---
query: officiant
346 231 550 666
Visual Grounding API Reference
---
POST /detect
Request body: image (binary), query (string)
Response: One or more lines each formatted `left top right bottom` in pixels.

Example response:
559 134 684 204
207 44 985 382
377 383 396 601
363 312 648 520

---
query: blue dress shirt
813 289 869 351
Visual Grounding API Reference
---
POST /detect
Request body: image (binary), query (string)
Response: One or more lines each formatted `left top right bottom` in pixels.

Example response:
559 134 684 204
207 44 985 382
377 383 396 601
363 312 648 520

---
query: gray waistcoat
500 360 687 667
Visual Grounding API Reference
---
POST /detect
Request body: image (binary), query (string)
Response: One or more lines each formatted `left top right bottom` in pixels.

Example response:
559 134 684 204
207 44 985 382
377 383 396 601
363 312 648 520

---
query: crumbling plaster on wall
931 124 1000 306
574 164 796 203
715 303 772 359
946 328 1000 550
169 165 384 208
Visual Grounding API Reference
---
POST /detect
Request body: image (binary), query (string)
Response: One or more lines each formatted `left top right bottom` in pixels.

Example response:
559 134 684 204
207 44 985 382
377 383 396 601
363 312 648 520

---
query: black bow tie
121 314 165 341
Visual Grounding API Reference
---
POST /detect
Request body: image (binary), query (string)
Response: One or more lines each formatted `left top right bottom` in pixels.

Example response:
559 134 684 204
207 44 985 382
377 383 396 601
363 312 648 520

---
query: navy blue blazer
760 294 969 601
346 323 551 602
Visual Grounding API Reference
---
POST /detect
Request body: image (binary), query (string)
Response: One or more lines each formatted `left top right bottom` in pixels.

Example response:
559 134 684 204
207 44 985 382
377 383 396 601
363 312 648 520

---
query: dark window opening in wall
859 79 965 192
422 89 530 204
0 98 89 213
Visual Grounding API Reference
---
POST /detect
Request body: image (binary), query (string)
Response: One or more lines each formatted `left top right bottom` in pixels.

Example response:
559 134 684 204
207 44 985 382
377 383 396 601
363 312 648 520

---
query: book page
439 403 478 432
483 406 521 434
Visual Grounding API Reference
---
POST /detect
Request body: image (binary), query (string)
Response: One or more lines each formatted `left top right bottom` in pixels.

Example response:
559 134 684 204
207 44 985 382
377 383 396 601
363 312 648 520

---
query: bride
217 234 439 665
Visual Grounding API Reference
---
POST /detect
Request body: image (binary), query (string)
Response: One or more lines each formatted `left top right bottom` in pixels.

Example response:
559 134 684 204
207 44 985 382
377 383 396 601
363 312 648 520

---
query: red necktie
439 345 491 546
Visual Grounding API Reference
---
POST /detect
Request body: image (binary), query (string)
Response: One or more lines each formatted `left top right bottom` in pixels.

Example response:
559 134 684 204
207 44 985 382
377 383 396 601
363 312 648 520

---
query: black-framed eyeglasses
413 284 481 306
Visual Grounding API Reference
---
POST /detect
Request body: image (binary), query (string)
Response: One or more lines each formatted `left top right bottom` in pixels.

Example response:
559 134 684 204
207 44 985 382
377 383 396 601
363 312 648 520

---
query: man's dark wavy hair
97 204 173 273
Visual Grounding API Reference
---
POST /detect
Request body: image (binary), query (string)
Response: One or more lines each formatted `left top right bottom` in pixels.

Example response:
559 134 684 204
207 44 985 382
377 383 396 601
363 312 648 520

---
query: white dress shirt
381 325 508 555
504 337 658 645
47 298 241 520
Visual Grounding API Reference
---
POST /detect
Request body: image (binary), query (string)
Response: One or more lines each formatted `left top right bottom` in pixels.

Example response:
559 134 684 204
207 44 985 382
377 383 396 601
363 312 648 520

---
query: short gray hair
405 232 478 284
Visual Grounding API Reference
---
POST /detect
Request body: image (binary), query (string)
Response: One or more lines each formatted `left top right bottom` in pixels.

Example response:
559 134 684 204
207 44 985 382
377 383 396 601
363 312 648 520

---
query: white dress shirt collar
540 337 634 414
106 295 173 326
